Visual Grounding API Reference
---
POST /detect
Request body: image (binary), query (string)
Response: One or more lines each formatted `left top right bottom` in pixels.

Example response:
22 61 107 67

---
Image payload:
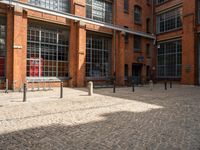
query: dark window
156 0 166 5
124 0 129 13
134 6 142 24
146 18 150 33
134 36 141 52
146 44 150 58
124 26 129 44
0 16 6 78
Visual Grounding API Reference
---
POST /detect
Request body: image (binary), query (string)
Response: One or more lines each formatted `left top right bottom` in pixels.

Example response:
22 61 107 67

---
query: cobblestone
0 84 200 150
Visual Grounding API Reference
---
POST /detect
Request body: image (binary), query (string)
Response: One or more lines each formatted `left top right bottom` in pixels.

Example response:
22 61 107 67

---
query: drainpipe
151 0 154 34
113 0 116 76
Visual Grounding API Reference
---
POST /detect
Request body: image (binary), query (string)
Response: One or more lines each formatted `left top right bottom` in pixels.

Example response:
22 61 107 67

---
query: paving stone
0 84 199 150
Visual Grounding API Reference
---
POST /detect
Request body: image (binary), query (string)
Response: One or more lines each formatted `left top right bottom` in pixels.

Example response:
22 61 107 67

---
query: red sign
0 57 5 77
30 58 43 77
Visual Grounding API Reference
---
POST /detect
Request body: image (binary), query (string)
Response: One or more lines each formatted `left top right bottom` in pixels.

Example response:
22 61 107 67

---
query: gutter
0 0 156 39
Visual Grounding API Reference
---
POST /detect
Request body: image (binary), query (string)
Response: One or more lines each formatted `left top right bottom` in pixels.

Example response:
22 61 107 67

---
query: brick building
154 0 199 85
0 0 199 90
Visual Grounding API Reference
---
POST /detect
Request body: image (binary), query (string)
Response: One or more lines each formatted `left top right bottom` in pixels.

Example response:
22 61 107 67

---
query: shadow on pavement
0 110 200 150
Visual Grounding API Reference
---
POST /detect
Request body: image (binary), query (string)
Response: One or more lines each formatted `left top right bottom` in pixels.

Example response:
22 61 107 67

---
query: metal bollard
165 81 167 90
48 82 51 90
132 80 135 92
13 80 17 92
113 80 116 93
60 82 63 98
149 80 153 91
23 83 27 102
31 80 34 92
88 81 93 96
5 79 8 93
170 80 172 88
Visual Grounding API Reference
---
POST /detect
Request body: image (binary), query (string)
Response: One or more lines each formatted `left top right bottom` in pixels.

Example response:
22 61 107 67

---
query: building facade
155 0 199 85
0 0 155 90
0 0 199 90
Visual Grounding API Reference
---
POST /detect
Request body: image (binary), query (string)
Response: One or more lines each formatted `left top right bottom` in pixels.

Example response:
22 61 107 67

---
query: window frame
86 0 113 24
27 23 70 80
157 39 182 79
134 5 142 24
156 7 182 34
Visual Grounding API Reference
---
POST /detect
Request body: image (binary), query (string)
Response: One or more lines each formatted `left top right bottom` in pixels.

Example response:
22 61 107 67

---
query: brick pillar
182 0 195 85
69 21 77 87
6 9 14 89
116 32 125 86
13 8 27 89
73 0 86 87
76 22 86 87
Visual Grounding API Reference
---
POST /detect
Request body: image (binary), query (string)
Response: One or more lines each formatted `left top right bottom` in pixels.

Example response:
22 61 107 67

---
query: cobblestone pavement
0 84 200 150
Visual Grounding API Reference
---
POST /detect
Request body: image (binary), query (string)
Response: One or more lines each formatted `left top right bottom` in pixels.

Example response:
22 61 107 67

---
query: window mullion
39 28 42 78
90 36 93 77
56 32 59 77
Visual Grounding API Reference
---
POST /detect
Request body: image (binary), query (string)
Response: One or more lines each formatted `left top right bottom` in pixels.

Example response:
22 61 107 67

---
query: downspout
113 0 116 76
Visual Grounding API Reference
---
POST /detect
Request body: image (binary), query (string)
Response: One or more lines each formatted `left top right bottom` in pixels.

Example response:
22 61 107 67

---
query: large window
0 16 6 78
157 39 182 78
86 0 113 24
27 23 69 79
86 33 112 79
156 8 182 33
28 0 70 13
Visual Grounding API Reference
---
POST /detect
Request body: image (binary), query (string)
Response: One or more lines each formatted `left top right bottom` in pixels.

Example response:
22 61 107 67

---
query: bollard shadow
0 111 200 150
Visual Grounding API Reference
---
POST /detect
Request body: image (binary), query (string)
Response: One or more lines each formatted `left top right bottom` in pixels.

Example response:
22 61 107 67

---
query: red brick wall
0 0 157 89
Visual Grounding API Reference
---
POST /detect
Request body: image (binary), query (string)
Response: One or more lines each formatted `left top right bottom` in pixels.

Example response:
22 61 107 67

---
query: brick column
76 22 86 87
73 0 86 87
116 32 125 86
13 8 27 89
181 0 195 85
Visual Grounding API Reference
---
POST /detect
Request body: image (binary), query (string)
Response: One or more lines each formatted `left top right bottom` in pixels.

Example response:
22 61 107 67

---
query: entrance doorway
132 64 142 85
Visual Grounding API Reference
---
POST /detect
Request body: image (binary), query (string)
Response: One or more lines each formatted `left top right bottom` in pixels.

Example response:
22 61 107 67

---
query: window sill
26 77 72 83
156 27 182 35
134 22 142 26
124 10 129 14
134 50 142 53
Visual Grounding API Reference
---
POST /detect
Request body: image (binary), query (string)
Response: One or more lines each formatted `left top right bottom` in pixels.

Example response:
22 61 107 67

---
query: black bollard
170 80 172 88
132 80 135 92
5 79 8 93
23 83 27 102
60 82 63 98
113 80 116 93
165 81 167 90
